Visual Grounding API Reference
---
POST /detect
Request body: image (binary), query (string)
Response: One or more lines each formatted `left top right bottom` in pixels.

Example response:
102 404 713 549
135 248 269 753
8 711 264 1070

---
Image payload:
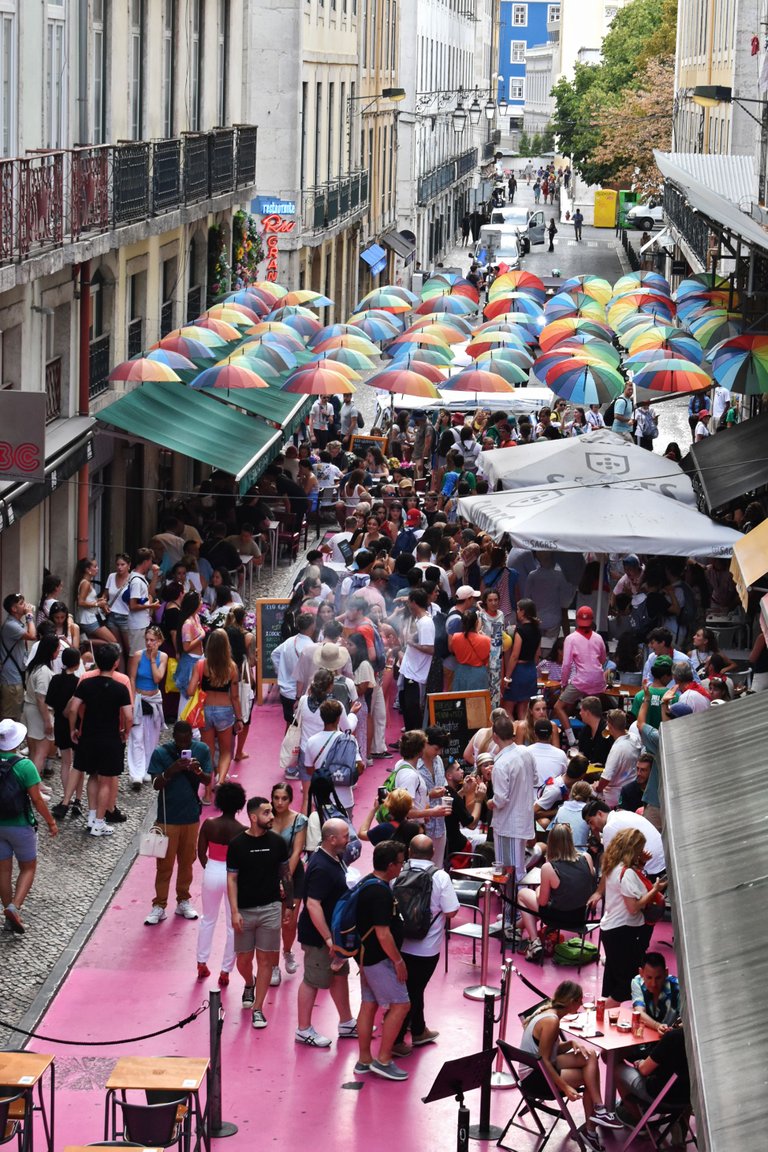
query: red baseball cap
575 606 594 625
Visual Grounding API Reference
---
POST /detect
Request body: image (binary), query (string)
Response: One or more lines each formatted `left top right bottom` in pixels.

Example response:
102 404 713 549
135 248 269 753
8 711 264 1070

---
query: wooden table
561 1007 661 1107
0 1051 55 1152
104 1056 210 1152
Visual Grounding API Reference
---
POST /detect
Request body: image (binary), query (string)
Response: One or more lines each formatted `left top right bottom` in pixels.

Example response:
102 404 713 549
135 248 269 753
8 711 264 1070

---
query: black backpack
0 756 28 820
603 399 616 428
392 863 438 939
432 610 450 660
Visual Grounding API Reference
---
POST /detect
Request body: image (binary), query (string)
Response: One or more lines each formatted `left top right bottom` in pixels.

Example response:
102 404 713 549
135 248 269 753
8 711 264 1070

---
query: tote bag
279 715 301 774
139 789 169 859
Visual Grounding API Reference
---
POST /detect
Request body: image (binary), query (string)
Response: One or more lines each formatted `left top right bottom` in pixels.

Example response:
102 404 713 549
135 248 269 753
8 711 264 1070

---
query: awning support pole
76 261 91 561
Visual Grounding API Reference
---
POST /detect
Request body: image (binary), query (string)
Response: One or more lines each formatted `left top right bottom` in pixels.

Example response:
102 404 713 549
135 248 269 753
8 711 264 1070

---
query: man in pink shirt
554 606 607 747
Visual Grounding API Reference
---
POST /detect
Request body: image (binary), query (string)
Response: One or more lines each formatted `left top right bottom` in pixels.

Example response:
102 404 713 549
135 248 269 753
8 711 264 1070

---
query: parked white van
489 205 547 251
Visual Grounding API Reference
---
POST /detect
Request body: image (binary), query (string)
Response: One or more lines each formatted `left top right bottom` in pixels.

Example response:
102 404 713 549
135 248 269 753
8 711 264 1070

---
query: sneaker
218 971 230 988
90 819 114 837
295 1026 332 1047
251 1009 268 1029
412 1029 439 1046
70 799 83 818
142 773 152 783
337 1021 358 1040
284 768 300 780
270 966 282 986
353 1061 371 1075
241 984 255 1008
87 811 96 829
284 950 298 974
371 750 392 759
580 1127 605 1152
197 963 210 980
592 1108 624 1131
391 1042 412 1058
51 802 69 820
104 807 127 824
144 905 167 926
4 906 24 935
175 901 199 920
525 939 544 963
371 1059 408 1081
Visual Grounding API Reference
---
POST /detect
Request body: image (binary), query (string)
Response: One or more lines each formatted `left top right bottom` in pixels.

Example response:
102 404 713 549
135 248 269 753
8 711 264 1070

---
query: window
547 4 559 21
46 0 66 149
189 0 201 132
510 40 526 64
509 77 525 102
0 2 16 157
161 0 174 137
217 0 228 126
91 0 106 144
512 4 527 26
129 0 143 140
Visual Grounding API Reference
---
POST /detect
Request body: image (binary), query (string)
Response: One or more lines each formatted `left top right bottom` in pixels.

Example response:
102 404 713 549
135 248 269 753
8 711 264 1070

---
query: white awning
654 150 768 252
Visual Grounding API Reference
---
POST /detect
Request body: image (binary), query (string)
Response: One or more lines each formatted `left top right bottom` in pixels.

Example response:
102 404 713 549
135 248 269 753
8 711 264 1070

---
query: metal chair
0 1094 24 1151
112 1098 186 1151
445 853 503 972
496 1039 591 1152
620 1072 697 1151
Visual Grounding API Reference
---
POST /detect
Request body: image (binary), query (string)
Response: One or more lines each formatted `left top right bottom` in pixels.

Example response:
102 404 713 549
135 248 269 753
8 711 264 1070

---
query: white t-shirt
304 728 362 811
329 531 354 565
316 462 343 490
399 614 436 684
528 742 568 790
602 810 665 875
105 573 131 620
127 572 151 631
394 763 429 810
694 420 710 440
600 734 638 808
678 688 709 713
601 864 646 931
310 399 332 430
398 859 460 957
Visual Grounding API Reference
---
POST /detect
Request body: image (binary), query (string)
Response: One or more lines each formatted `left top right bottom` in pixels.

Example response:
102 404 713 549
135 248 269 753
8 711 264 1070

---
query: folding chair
496 1039 590 1152
620 1072 697 1151
0 1093 25 1150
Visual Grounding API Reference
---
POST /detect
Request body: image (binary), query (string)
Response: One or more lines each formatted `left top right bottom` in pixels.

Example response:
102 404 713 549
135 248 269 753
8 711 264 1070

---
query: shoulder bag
139 785 169 859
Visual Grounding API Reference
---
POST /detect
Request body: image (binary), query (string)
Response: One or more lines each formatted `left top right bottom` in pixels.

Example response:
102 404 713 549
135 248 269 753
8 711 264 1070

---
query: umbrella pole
388 391 394 455
596 554 606 636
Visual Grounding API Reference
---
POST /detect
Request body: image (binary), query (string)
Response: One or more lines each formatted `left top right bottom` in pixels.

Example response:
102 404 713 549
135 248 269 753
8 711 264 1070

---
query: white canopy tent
457 486 742 557
374 385 554 426
477 429 697 506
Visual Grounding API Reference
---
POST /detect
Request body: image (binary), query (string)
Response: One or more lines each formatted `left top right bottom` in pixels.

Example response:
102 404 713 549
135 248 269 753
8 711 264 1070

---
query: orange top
449 631 492 667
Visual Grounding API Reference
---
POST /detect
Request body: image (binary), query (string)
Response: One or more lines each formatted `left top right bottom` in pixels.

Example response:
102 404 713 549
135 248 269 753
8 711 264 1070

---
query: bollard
208 988 238 1138
467 992 503 1141
490 960 515 1090
464 883 502 1001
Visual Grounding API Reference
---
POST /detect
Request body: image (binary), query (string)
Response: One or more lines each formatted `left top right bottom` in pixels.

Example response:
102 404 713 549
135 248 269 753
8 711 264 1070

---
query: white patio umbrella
477 428 696 506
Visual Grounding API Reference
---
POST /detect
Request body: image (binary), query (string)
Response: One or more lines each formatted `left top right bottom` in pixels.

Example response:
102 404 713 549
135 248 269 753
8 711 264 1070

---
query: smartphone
180 749 192 760
377 787 388 806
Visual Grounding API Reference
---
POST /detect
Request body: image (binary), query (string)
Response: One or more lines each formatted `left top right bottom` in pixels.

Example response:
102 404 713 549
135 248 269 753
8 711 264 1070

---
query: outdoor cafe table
561 1007 661 1108
0 1050 55 1152
104 1055 210 1152
450 866 541 887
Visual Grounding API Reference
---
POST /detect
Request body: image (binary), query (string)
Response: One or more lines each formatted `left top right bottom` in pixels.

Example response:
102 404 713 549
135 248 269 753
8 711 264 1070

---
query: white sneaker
270 966 282 986
145 905 167 925
295 1026 332 1047
90 819 114 837
175 900 199 920
284 951 298 974
142 774 152 783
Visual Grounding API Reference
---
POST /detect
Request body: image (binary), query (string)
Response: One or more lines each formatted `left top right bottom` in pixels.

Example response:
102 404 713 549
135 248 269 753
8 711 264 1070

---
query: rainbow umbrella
408 314 474 335
189 364 272 391
155 335 218 360
420 280 479 304
389 331 452 351
608 296 675 327
375 357 447 383
362 284 419 305
247 321 305 340
229 341 298 371
222 355 286 383
615 313 672 341
632 358 712 393
675 274 731 297
176 326 229 347
483 292 544 319
205 304 260 326
312 347 376 372
292 358 360 381
109 358 181 383
467 331 537 358
423 272 463 286
623 347 704 373
468 357 530 385
349 307 408 326
145 349 197 371
475 347 535 369
442 369 514 393
282 289 333 307
710 334 768 394
543 292 606 322
355 290 413 313
247 330 306 353
310 323 367 346
613 271 671 296
191 317 242 340
559 275 612 305
609 286 674 307
267 304 320 321
281 367 356 395
313 333 381 355
413 294 477 316
249 281 289 299
677 290 736 317
488 270 546 299
388 346 455 366
278 315 323 339
368 368 441 395
688 311 743 348
476 315 539 335
347 318 401 342
626 331 704 363
532 346 619 383
406 323 466 345
545 360 625 405
545 336 621 366
224 289 272 313
623 323 680 346
539 317 614 352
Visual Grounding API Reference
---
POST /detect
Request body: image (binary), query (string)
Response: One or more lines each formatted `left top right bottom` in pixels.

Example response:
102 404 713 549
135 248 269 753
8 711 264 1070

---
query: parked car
626 201 664 231
476 225 522 271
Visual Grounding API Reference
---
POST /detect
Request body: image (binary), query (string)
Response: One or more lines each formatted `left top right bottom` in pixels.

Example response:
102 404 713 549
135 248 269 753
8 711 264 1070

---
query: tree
518 130 531 156
551 69 614 186
530 133 543 156
540 122 556 153
591 56 674 197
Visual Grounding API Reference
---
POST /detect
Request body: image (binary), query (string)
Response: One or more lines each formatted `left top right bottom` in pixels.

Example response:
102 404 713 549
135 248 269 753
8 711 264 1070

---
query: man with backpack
353 840 411 1080
390 835 459 1057
0 593 36 722
304 700 363 816
126 548 161 663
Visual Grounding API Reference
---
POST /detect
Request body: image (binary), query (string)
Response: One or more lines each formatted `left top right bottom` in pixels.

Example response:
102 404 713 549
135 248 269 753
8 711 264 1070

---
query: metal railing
160 300 174 337
418 149 477 205
45 358 62 423
186 285 203 323
663 184 709 268
0 125 258 264
127 317 144 358
305 169 369 231
89 334 111 399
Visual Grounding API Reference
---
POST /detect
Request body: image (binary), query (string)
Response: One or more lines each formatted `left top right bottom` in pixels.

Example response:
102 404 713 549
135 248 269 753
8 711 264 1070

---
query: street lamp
498 94 508 118
468 97 482 126
484 98 496 121
452 105 468 134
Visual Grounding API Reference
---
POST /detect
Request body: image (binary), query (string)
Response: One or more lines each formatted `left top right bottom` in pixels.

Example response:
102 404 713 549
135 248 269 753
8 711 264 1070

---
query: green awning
96 380 282 494
199 383 310 437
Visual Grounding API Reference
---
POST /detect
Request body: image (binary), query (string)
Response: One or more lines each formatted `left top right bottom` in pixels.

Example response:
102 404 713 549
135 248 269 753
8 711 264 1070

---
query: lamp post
692 85 768 206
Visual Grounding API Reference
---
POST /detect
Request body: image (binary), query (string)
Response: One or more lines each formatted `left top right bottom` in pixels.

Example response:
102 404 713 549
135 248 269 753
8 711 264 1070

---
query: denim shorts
0 824 37 863
360 958 410 1007
204 704 235 732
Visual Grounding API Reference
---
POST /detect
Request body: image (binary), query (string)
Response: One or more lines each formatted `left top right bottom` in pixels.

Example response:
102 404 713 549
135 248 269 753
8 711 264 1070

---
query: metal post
491 960 515 1089
468 993 503 1141
464 883 502 1000
457 1096 470 1152
208 988 238 1138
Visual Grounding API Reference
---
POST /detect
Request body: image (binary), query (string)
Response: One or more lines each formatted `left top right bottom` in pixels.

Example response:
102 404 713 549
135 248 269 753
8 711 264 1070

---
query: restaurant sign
261 213 297 283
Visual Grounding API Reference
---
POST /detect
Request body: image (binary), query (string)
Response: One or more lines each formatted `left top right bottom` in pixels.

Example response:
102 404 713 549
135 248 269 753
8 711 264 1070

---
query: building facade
0 0 257 596
499 0 560 144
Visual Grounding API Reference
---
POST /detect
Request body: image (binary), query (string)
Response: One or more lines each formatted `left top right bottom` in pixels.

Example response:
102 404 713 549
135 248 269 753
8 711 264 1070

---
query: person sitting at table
528 718 568 792
593 711 638 809
516 824 596 963
631 951 681 1034
443 759 487 859
575 697 614 766
615 1026 691 1130
535 754 590 827
688 626 737 678
618 752 652 813
550 779 593 850
513 696 560 749
518 980 623 1149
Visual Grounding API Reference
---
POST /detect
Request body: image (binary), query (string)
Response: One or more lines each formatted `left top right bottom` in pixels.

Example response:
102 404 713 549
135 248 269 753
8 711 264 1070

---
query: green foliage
541 123 556 153
530 133 543 155
518 130 531 156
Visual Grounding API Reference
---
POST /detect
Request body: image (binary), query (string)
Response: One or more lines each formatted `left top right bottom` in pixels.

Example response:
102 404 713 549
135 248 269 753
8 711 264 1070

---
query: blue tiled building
498 0 560 138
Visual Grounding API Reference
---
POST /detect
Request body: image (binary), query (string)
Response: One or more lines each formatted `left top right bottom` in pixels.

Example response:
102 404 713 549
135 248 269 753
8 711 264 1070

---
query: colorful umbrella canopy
355 290 413 313
710 334 768 394
224 289 272 314
190 317 242 340
483 292 544 319
349 307 408 328
313 334 381 355
676 291 736 317
346 316 401 341
281 367 356 395
408 313 474 335
145 349 197 371
362 284 419 305
310 323 366 346
155 335 218 360
282 289 333 307
388 346 455 366
389 331 452 350
631 358 712 393
467 332 537 358
467 357 530 385
367 369 441 398
476 315 539 335
291 358 359 381
230 340 298 371
543 292 606 322
545 360 625 405
204 304 260 326
176 326 229 347
687 311 743 348
626 334 705 365
406 323 465 345
623 322 680 346
488 270 546 299
475 347 535 369
375 357 446 383
532 346 619 383
613 271 671 296
278 315 323 339
267 304 320 321
222 355 286 383
423 272 463 286
675 273 731 297
623 346 704 372
247 321 305 340
248 281 289 299
311 347 376 372
108 358 181 383
420 280 479 303
607 296 675 327
559 275 613 305
189 364 272 391
413 295 477 316
539 317 614 352
545 336 621 366
616 313 673 340
441 369 514 393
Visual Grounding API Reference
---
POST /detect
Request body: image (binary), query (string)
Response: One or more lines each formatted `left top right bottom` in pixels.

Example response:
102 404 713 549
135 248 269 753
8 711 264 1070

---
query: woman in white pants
196 782 247 986
127 626 167 788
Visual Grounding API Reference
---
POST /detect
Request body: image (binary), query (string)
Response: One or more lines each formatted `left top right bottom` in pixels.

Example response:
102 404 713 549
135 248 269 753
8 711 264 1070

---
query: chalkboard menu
427 691 491 762
255 598 290 704
350 434 388 457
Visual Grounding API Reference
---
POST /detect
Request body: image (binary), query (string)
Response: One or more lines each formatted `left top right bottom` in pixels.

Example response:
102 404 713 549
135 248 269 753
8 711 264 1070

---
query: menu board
350 434 388 457
427 690 491 762
255 598 290 704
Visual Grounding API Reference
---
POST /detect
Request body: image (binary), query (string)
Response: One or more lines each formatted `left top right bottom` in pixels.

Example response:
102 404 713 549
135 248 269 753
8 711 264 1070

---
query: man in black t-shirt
295 818 356 1048
68 644 132 839
444 760 487 857
226 796 292 1030
616 1026 691 1122
354 840 410 1081
201 522 241 575
576 696 614 765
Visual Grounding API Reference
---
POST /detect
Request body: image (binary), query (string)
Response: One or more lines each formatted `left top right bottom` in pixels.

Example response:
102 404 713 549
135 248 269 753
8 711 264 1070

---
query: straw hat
312 643 348 672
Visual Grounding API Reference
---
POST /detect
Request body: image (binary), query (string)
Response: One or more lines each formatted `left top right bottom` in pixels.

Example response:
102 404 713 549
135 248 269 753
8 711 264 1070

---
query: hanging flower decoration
208 223 232 303
232 210 265 289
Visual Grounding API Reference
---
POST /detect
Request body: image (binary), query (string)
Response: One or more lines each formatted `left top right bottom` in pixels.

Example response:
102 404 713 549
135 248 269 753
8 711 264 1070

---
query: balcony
418 149 477 206
45 358 62 423
305 169 369 231
89 334 111 399
0 125 258 265
127 317 143 359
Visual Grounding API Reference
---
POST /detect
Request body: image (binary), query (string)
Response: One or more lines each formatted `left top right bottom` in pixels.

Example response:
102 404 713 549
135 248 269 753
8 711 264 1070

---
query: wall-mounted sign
0 392 46 483
261 213 297 283
252 196 297 216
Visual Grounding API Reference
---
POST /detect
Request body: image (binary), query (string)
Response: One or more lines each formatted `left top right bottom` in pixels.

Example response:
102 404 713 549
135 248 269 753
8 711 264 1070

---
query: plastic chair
620 1072 697 1151
496 1039 590 1152
0 1093 24 1150
113 1098 186 1151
